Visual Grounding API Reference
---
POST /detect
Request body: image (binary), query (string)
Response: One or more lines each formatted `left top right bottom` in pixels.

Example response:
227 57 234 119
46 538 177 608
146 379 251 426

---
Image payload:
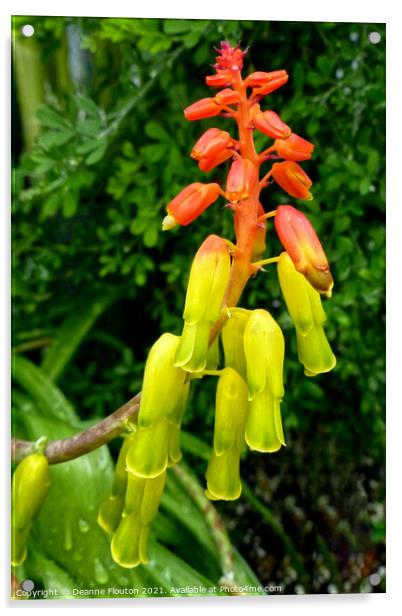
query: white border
2 0 400 613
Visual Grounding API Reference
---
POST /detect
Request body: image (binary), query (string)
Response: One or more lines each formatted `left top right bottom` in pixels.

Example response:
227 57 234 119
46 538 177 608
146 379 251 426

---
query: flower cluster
99 42 336 568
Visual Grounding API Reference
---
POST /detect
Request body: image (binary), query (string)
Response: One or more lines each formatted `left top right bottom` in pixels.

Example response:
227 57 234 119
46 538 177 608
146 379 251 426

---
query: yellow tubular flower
137 333 187 429
175 235 231 373
111 472 166 568
242 309 286 453
277 252 336 376
243 309 285 401
205 368 248 501
221 307 250 381
98 433 136 535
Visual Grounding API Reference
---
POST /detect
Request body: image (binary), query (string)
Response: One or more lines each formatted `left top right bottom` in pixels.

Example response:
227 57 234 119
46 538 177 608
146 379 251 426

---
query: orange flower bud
184 97 221 121
245 70 286 87
250 104 291 139
271 161 313 200
251 70 289 96
275 133 314 162
199 148 234 172
226 158 258 202
205 71 232 87
275 205 333 296
163 182 221 229
214 88 240 105
191 128 231 160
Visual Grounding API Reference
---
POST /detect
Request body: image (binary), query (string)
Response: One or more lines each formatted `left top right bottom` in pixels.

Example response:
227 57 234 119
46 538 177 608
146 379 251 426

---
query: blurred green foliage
12 16 385 595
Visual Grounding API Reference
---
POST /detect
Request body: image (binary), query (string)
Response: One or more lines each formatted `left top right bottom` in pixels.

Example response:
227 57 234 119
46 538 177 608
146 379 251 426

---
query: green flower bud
221 308 250 380
12 453 51 566
138 333 187 429
277 252 336 376
243 309 285 401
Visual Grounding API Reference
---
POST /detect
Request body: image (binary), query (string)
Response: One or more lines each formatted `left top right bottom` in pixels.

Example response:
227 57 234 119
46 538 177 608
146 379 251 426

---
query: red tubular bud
251 71 289 96
191 128 231 160
275 133 314 162
271 161 313 200
274 205 333 296
226 158 258 202
245 70 287 87
205 71 232 87
250 104 292 139
214 89 240 105
184 98 221 121
163 182 221 229
199 148 234 172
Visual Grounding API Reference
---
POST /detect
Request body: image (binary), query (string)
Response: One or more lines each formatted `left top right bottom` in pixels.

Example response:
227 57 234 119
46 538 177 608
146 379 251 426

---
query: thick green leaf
12 353 78 425
40 290 120 382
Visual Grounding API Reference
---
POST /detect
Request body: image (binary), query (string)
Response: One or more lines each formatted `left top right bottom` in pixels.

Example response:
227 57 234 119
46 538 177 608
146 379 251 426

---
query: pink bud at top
271 161 313 200
205 71 232 87
191 128 231 160
251 71 289 96
214 89 241 105
250 104 292 139
163 182 221 229
274 205 333 296
199 148 234 173
214 41 247 72
226 158 258 202
184 98 221 121
275 133 314 162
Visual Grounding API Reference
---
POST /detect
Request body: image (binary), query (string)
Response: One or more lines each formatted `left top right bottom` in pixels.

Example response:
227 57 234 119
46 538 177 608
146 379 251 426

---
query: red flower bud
275 133 314 162
250 104 291 139
199 148 234 172
214 89 240 105
191 128 231 160
245 70 287 87
184 98 221 121
163 182 221 229
271 161 313 200
251 71 289 96
226 158 258 202
205 71 232 87
274 205 333 296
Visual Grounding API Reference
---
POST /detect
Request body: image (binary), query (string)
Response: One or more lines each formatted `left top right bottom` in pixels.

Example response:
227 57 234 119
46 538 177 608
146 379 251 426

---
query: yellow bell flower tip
162 214 178 231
